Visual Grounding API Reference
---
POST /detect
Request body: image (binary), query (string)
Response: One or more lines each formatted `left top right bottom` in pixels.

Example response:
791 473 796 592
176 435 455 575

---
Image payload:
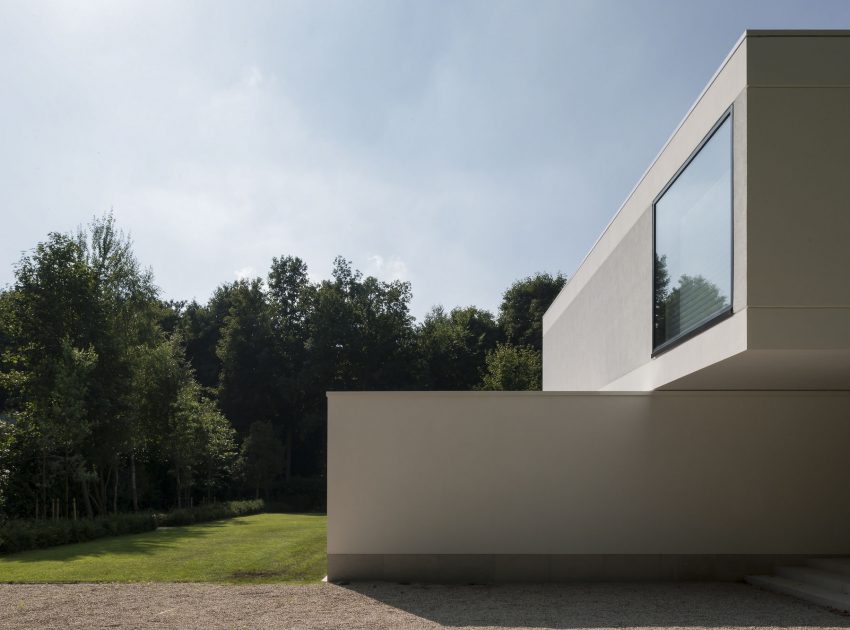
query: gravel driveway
2 581 848 629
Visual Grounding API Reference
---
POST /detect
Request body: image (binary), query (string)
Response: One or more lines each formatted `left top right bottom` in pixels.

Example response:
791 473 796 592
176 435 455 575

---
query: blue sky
2 0 849 319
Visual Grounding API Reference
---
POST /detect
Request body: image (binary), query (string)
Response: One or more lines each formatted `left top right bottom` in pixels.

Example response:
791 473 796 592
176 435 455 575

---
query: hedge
0 499 265 554
0 512 157 554
154 499 264 527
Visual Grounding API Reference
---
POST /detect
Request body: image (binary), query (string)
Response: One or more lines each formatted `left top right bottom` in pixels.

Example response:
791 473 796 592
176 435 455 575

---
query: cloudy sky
2 0 849 319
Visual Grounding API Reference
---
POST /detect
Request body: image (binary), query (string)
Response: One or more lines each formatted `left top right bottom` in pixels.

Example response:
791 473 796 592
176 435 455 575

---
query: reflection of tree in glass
665 275 727 341
653 254 670 348
654 254 728 345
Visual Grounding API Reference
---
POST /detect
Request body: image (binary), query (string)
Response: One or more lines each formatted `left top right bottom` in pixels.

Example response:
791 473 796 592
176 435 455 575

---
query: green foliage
0 214 238 519
166 381 239 508
417 305 499 389
0 417 12 513
216 278 281 436
662 273 728 339
155 499 264 527
1 213 564 518
498 272 566 352
479 343 542 391
305 257 417 392
242 421 285 500
0 513 157 554
266 477 326 512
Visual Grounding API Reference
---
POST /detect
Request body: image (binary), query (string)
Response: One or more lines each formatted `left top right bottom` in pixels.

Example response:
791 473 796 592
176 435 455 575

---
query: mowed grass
0 513 326 584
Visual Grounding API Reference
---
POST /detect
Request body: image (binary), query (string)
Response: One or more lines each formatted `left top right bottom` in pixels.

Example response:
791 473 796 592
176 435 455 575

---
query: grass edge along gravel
0 512 327 584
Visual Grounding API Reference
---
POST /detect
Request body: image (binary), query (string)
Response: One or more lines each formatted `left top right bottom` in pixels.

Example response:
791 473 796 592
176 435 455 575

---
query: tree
0 214 239 518
194 398 238 503
653 254 671 348
267 256 312 481
498 272 567 352
241 420 284 500
8 229 100 518
216 278 282 437
417 305 499 390
306 257 417 391
174 284 242 392
663 274 727 340
0 416 12 516
167 382 237 508
479 343 542 391
0 290 17 415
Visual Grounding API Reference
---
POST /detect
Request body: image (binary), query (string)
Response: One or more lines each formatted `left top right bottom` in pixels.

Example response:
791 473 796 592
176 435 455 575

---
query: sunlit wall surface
653 114 732 352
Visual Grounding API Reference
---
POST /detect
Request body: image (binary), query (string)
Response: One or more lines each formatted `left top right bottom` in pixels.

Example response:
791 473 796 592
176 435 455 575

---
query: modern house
327 31 850 593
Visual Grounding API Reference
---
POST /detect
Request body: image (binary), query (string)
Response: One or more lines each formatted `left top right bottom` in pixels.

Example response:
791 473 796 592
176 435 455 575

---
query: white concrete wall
542 35 749 391
746 34 850 349
328 391 850 565
543 32 850 392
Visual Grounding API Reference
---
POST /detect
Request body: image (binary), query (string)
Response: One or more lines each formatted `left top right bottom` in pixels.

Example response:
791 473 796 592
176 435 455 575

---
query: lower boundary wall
327 391 850 583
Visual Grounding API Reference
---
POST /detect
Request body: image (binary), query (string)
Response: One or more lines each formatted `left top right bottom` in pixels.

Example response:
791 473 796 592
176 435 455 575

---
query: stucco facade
543 31 850 392
326 31 850 583
328 390 850 582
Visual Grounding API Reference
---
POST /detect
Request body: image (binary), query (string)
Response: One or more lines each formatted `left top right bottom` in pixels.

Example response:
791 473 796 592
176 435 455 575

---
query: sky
2 0 850 320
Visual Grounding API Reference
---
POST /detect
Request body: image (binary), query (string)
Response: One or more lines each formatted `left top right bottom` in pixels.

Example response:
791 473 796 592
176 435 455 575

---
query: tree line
0 214 565 519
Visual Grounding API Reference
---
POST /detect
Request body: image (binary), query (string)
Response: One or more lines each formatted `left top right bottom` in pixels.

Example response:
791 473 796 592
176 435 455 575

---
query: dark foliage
0 512 157 554
0 215 565 521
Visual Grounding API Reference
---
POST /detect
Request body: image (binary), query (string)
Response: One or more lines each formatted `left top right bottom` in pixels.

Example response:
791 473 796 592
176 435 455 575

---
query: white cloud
368 254 408 282
8 1 827 318
242 66 264 90
234 266 256 281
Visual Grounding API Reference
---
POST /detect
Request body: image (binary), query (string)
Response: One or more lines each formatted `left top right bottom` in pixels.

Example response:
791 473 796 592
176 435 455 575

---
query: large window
653 113 732 353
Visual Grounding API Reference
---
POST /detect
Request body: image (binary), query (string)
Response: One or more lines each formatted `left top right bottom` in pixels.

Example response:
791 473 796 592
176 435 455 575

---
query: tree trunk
64 458 69 519
112 457 119 514
284 428 293 483
80 472 94 519
176 467 182 509
41 453 47 521
130 449 138 512
96 465 107 516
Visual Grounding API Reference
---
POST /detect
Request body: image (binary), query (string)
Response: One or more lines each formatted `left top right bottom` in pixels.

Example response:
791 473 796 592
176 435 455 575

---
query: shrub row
154 499 264 527
0 512 157 554
0 499 265 554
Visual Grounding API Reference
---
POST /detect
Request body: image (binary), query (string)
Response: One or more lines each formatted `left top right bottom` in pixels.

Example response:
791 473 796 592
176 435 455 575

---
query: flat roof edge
325 390 850 398
744 29 850 37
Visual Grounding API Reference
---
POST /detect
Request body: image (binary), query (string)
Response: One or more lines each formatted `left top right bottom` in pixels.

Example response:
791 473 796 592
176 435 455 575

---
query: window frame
651 107 734 357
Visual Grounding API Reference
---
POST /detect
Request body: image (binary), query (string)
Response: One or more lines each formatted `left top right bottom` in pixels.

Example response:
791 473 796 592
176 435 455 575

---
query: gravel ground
1 581 848 630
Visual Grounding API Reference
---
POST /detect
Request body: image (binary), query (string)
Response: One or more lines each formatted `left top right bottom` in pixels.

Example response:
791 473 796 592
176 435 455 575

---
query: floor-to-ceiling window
653 112 732 353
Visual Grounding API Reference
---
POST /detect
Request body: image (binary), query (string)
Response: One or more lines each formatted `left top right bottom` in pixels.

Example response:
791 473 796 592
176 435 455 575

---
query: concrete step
809 557 850 577
777 565 850 594
746 575 850 613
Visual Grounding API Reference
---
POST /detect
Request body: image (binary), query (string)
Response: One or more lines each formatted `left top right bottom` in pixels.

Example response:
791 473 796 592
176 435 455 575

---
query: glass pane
654 116 732 350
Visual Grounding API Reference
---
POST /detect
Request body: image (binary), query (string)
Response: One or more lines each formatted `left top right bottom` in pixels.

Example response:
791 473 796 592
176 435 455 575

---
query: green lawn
0 513 326 584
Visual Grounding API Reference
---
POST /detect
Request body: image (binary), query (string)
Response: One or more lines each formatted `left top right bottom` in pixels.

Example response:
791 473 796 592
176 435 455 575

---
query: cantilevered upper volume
542 30 850 392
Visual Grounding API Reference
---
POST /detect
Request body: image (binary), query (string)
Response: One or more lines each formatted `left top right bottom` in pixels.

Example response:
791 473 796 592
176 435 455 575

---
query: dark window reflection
654 115 732 351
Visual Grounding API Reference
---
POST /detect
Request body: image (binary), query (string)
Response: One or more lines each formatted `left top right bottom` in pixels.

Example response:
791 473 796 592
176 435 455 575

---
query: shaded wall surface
328 391 850 582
